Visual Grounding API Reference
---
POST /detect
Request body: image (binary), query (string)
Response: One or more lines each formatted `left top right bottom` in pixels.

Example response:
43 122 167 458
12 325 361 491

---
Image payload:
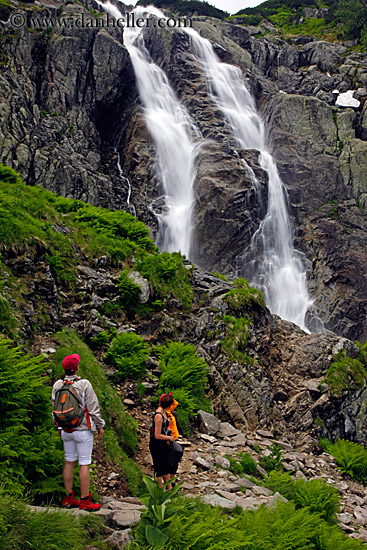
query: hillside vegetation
234 0 367 46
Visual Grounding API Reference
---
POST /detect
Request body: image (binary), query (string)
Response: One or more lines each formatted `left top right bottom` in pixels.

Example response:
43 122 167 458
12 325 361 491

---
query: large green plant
0 337 64 499
134 475 182 548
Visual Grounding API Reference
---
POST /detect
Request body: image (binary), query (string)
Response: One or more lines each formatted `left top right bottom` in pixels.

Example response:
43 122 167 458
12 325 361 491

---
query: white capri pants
61 430 94 465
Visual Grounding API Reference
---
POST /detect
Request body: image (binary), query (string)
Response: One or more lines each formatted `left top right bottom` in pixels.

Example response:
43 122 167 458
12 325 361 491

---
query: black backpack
53 379 85 430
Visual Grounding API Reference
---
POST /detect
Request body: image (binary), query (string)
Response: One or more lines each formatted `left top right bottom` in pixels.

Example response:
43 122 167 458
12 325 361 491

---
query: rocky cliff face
1 1 367 339
0 2 137 209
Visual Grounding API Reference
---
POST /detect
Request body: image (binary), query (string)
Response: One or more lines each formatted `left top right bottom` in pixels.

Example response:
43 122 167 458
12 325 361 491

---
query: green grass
227 452 258 476
225 278 265 316
0 493 106 550
264 471 341 524
135 252 193 310
324 348 367 397
0 164 154 290
52 330 143 494
0 336 65 501
222 315 253 363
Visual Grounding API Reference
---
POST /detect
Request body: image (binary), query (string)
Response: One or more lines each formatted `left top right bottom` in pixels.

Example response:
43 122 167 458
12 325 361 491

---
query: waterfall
185 29 313 331
96 2 199 258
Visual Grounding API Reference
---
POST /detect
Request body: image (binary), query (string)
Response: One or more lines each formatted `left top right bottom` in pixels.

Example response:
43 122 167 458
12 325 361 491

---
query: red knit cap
62 353 81 370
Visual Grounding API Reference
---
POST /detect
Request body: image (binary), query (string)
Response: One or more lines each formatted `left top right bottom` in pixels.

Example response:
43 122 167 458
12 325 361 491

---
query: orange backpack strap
84 406 91 429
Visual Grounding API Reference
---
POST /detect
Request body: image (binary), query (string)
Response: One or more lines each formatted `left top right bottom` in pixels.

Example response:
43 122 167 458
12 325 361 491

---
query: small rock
237 478 256 489
123 399 135 407
266 492 289 508
271 440 294 452
194 457 213 471
217 422 241 438
200 433 217 444
217 482 241 493
105 529 132 550
202 494 236 510
338 513 353 524
252 486 273 497
232 433 247 445
112 510 142 528
257 429 274 438
215 456 231 469
256 465 268 477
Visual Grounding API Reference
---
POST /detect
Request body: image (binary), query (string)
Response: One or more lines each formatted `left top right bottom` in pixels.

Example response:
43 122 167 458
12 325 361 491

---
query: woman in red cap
52 353 105 511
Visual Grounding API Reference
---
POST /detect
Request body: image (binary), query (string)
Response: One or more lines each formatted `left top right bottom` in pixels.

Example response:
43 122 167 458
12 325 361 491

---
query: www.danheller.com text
9 11 192 29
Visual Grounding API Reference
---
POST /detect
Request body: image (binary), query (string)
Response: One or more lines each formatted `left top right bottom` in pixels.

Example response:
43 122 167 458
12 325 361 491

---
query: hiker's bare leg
79 465 90 498
156 475 163 488
163 474 172 490
63 461 75 493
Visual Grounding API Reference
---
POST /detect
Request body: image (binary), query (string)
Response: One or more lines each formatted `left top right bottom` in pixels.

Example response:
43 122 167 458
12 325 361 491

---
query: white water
186 29 313 331
96 2 198 258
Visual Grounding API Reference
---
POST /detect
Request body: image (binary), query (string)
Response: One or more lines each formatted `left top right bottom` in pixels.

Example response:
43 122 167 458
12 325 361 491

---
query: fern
320 438 367 484
154 341 211 435
105 331 149 380
0 337 64 499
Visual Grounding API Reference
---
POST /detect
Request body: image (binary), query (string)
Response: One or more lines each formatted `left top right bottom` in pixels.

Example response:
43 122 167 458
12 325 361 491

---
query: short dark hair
160 394 174 409
64 368 78 376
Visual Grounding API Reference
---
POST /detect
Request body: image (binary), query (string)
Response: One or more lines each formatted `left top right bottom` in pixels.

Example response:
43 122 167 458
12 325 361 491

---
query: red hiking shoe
62 490 80 508
79 492 101 512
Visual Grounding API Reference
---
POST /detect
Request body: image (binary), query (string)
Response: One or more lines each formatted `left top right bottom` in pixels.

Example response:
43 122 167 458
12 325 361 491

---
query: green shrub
221 314 252 362
259 444 283 473
117 270 142 309
0 493 104 550
225 278 265 315
324 349 366 396
292 478 340 524
135 252 193 309
53 331 142 493
264 470 295 497
105 331 150 380
264 471 341 523
154 341 210 436
0 336 64 500
228 452 257 476
320 438 367 484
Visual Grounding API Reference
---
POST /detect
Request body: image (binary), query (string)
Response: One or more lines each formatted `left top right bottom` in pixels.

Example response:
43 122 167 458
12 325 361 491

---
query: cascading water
185 28 313 331
96 2 199 258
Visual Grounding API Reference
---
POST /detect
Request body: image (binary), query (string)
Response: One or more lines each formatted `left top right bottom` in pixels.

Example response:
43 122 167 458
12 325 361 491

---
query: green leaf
145 524 169 547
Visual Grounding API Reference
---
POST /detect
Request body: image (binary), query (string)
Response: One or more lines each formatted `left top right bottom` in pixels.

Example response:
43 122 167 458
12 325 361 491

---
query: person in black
149 394 174 489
